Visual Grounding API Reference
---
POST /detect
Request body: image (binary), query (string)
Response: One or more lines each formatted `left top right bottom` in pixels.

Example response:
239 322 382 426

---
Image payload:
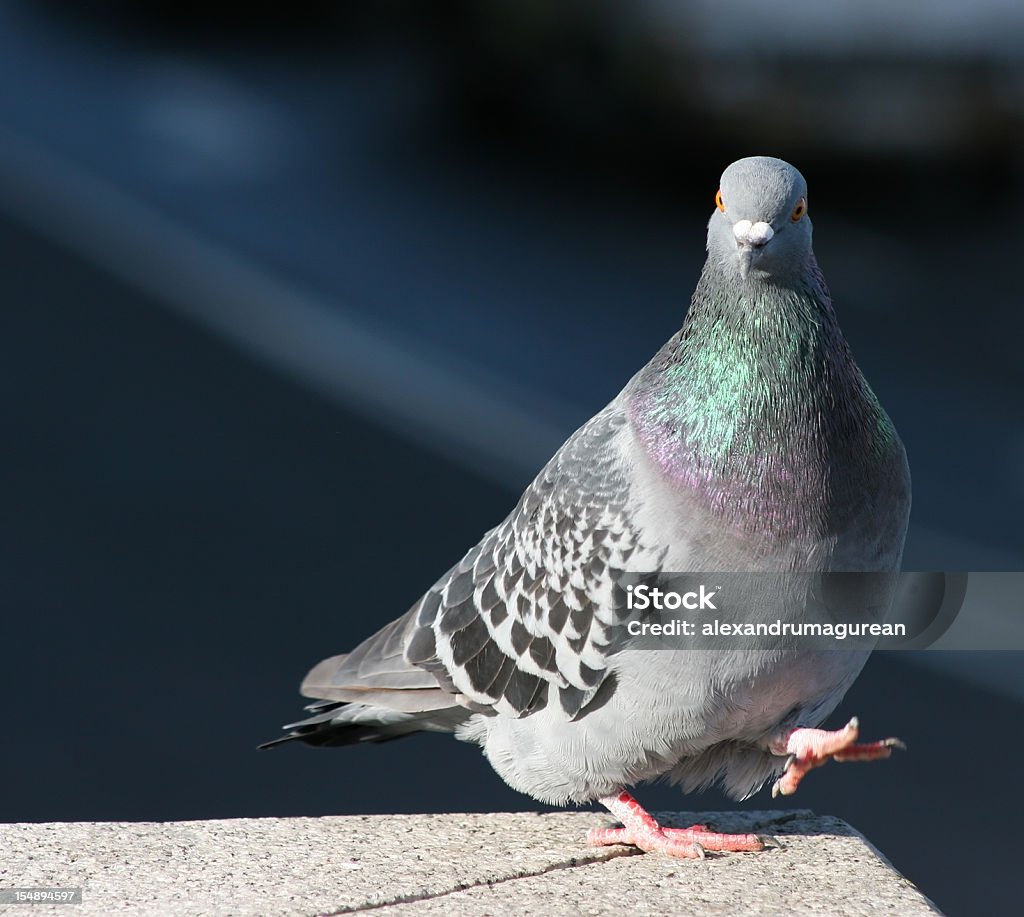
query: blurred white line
0 127 576 490
0 124 1019 706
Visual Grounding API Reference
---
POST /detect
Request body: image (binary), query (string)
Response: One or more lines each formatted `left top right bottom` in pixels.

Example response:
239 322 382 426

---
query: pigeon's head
707 156 812 284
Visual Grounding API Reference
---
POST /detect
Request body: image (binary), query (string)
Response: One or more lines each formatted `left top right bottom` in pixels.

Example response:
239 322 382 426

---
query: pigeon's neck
629 255 896 537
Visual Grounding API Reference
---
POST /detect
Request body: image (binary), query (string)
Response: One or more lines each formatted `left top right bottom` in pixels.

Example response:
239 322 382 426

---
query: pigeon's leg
769 716 905 798
587 791 764 858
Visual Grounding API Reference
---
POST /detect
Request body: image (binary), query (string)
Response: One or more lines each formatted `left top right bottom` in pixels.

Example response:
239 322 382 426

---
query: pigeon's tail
259 698 468 749
261 607 469 749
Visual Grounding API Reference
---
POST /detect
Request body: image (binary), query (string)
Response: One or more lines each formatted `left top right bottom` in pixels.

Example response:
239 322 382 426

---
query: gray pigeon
264 156 911 858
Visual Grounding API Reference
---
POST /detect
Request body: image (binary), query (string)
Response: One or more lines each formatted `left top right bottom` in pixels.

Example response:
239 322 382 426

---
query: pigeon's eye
790 198 808 222
715 189 726 213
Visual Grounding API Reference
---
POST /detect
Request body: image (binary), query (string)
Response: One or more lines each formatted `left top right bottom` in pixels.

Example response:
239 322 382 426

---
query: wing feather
300 407 665 723
404 407 665 719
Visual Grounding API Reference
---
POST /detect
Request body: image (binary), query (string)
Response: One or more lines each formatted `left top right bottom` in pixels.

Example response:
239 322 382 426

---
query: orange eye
715 189 726 213
790 197 807 222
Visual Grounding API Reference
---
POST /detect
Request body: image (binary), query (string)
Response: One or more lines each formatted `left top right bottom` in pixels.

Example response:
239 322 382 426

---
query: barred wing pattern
405 409 666 720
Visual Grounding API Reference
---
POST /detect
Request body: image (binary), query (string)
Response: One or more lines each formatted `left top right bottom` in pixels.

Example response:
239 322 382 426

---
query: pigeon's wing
300 407 664 721
407 407 667 719
300 611 458 714
302 407 665 721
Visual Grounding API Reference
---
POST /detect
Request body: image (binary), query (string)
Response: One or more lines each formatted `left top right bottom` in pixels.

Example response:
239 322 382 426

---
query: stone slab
0 811 940 916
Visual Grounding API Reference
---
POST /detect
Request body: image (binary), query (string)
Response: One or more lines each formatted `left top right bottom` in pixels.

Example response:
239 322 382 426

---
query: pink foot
588 792 765 859
769 716 906 797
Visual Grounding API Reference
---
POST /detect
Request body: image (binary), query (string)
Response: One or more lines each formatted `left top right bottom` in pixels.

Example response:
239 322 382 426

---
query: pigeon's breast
625 390 909 572
624 423 828 568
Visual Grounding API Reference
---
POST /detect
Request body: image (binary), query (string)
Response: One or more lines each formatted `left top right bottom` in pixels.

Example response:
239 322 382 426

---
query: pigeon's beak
737 249 760 280
733 220 774 279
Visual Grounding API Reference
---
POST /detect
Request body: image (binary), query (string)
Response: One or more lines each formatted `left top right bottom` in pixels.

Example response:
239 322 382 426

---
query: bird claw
587 825 707 859
771 717 905 796
591 793 765 858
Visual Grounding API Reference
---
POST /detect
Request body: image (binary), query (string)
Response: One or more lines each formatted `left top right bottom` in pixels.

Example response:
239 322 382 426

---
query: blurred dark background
1 2 1022 914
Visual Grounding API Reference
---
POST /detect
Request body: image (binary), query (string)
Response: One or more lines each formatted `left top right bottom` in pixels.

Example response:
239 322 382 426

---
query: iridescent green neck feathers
629 257 896 537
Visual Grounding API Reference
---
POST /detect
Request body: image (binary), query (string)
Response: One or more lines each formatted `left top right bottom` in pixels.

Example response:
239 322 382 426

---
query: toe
587 826 632 847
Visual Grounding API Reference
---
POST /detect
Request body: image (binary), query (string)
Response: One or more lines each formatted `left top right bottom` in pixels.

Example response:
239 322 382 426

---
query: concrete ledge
0 811 940 916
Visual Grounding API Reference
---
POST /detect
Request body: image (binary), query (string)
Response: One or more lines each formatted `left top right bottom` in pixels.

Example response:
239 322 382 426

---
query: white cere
733 219 775 247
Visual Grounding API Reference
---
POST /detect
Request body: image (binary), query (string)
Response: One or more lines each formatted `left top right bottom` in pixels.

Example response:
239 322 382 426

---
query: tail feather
259 698 469 749
264 607 469 750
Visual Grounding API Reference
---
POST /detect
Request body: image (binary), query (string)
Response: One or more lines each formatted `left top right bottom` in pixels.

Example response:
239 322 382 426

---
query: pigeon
264 156 911 859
